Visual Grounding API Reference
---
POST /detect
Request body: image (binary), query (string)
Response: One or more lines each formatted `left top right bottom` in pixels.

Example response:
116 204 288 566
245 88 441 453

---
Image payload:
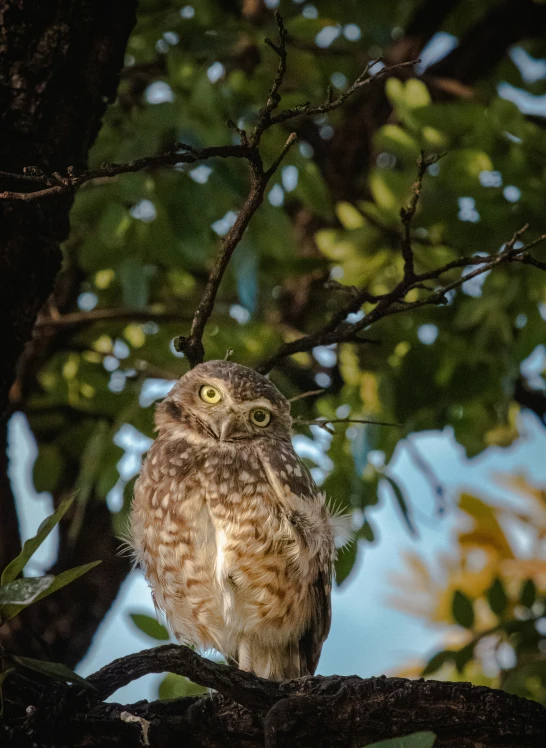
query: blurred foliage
389 475 546 705
17 0 546 701
0 498 100 698
366 733 436 748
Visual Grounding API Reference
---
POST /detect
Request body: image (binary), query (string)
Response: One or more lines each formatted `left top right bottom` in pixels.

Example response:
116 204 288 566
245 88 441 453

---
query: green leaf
158 672 208 699
1 562 101 622
366 731 436 748
119 258 150 309
421 649 455 676
453 642 475 674
11 655 97 691
0 668 14 686
520 579 537 608
335 539 357 585
487 578 508 616
452 590 475 629
0 575 54 607
357 520 375 542
33 444 65 493
130 613 170 641
383 476 417 537
1 496 75 585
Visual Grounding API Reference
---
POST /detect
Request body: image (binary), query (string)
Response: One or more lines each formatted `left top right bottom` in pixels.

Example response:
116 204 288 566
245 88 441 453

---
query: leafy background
5 0 546 707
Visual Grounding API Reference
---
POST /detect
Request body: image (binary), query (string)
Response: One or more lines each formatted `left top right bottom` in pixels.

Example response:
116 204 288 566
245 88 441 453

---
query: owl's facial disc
156 362 292 442
194 382 275 441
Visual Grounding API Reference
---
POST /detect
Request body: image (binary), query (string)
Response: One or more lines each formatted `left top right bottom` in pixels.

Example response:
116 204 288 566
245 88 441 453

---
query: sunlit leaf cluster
389 475 546 704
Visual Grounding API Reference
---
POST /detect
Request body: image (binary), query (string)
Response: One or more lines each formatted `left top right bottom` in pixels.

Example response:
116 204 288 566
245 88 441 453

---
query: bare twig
288 389 326 402
294 417 400 435
251 11 288 143
0 23 418 204
174 134 297 367
399 152 444 279
34 308 191 331
0 144 250 202
268 58 420 126
405 438 447 515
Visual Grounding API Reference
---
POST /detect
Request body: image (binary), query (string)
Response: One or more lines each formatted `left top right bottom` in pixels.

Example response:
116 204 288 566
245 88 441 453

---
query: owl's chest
135 442 277 558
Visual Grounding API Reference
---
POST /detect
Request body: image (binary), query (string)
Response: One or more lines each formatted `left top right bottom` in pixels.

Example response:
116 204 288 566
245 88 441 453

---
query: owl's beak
218 413 246 441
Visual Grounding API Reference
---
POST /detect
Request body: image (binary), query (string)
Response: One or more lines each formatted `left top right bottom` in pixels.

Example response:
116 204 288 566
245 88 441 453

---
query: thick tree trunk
0 0 138 417
0 0 137 671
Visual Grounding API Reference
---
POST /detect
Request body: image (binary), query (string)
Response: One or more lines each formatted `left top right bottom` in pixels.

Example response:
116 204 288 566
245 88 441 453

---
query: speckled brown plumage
130 360 339 680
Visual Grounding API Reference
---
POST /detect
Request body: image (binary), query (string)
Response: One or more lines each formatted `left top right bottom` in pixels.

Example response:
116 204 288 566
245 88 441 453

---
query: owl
130 360 342 681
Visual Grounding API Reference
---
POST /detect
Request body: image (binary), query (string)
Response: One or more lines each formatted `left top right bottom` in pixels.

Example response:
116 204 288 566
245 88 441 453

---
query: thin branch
0 143 250 202
405 438 447 515
251 11 289 143
174 134 297 367
294 417 400 428
34 308 191 331
0 33 418 203
288 388 326 402
268 58 420 126
399 151 444 280
294 416 400 435
256 225 546 374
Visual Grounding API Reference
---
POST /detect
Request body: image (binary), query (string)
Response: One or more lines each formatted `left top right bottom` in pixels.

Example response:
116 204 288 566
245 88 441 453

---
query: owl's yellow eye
250 408 271 427
199 385 222 404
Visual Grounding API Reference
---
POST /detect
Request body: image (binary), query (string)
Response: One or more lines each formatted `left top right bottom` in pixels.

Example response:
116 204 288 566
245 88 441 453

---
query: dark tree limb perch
87 643 282 711
5 644 546 748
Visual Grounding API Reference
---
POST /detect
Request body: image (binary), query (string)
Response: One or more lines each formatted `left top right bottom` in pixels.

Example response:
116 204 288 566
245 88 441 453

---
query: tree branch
6 646 546 748
34 307 192 332
399 152 444 280
294 417 400 435
268 58 420 126
88 643 282 710
174 137 297 368
0 144 250 202
256 220 546 374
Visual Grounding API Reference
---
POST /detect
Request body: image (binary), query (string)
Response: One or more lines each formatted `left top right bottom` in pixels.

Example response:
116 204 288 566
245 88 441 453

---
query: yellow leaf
459 494 514 558
359 372 380 413
335 202 364 229
404 78 431 108
123 325 145 348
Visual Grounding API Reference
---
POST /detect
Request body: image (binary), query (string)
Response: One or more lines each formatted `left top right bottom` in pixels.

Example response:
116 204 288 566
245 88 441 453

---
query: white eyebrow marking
238 397 276 411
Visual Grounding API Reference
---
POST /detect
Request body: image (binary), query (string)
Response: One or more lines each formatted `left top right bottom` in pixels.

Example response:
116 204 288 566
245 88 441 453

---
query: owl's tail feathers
238 639 308 681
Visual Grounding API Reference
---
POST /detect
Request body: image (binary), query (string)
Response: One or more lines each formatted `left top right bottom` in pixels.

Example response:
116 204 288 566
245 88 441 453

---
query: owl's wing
299 561 332 675
259 440 334 675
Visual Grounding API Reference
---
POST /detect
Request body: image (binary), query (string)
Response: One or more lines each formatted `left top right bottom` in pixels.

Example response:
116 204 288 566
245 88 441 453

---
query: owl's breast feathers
131 430 336 677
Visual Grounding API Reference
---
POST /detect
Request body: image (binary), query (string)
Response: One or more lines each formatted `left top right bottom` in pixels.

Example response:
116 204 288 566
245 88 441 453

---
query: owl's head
156 360 292 442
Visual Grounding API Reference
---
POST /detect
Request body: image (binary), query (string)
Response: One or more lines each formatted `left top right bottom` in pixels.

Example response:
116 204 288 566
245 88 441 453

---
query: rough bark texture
0 0 137 667
3 657 546 748
0 0 138 417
